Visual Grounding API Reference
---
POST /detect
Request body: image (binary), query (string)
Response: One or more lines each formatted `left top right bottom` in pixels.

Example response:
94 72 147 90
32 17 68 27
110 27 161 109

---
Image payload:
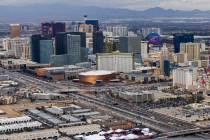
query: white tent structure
115 129 125 133
84 134 105 140
0 121 42 133
0 116 31 125
125 134 139 140
1 129 59 140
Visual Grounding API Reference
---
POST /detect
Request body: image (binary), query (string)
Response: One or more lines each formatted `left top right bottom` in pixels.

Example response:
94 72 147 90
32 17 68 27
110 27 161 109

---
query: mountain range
0 4 210 23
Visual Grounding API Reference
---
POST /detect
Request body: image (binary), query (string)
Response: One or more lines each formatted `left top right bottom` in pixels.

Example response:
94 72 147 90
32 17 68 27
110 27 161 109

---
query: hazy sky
0 0 209 11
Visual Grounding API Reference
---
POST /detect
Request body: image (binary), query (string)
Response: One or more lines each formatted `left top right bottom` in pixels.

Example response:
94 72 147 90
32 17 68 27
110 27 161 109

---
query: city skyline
0 1 210 139
0 0 210 11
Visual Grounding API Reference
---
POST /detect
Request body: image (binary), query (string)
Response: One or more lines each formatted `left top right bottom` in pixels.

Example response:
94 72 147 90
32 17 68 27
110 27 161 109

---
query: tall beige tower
180 43 201 61
160 44 169 75
10 24 20 38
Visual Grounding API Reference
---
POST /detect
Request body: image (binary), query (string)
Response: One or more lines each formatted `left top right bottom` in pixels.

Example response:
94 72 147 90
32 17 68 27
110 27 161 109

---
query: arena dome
79 70 115 84
146 32 162 45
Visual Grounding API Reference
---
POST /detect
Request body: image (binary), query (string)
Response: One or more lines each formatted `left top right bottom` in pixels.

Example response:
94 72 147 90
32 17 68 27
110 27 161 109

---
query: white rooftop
42 65 81 71
122 91 153 96
79 70 114 76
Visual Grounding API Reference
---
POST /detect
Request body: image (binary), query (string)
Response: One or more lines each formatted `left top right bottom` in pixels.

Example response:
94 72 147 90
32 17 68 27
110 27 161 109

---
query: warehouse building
36 65 87 81
0 116 42 134
0 59 36 70
59 124 101 136
1 129 60 140
120 72 159 84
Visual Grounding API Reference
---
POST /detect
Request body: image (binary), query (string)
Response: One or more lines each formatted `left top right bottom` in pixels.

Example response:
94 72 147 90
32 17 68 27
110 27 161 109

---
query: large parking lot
152 104 210 127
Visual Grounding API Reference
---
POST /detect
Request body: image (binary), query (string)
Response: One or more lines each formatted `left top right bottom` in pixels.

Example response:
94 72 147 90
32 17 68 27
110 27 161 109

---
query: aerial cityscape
1 0 210 140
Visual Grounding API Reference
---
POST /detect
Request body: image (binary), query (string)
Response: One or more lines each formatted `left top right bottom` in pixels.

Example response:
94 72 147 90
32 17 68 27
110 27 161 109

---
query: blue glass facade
55 32 68 55
40 40 53 64
173 34 194 53
85 20 99 32
30 34 51 63
93 31 104 54
55 32 86 55
41 22 66 37
118 36 142 63
164 60 170 76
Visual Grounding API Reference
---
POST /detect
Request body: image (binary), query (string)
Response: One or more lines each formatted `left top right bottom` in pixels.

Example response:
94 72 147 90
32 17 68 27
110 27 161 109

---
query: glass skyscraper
93 31 104 54
30 34 51 63
85 20 99 32
40 40 53 64
173 33 194 53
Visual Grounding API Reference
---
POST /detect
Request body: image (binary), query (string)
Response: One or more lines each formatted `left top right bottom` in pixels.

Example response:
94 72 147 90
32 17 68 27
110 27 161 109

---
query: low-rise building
1 129 60 140
0 96 17 105
36 65 88 80
119 91 154 103
0 59 36 70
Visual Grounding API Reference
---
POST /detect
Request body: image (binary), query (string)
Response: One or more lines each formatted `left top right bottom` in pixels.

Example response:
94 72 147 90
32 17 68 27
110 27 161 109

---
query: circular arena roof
79 70 114 76
146 32 162 45
146 32 160 40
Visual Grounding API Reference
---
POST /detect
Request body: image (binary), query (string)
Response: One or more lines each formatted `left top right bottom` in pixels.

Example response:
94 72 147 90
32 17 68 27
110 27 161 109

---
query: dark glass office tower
41 23 52 37
55 32 86 55
173 34 194 53
41 22 66 37
52 22 66 37
30 34 51 63
39 40 54 64
164 60 170 77
93 31 104 54
70 32 86 48
118 36 142 63
85 20 99 32
70 32 87 62
55 32 68 55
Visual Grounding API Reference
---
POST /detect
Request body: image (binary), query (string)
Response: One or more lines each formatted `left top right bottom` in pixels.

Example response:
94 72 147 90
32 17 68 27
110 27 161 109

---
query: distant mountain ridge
0 4 210 23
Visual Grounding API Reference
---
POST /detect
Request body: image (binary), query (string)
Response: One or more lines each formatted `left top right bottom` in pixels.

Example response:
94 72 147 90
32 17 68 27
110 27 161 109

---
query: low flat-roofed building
0 96 17 105
30 92 65 100
189 60 210 68
73 112 100 117
28 109 64 125
119 91 154 103
0 129 60 140
59 124 101 136
45 106 64 116
61 115 81 122
0 116 31 125
0 58 36 70
121 72 159 84
152 90 179 101
36 65 87 81
0 121 42 133
0 75 9 81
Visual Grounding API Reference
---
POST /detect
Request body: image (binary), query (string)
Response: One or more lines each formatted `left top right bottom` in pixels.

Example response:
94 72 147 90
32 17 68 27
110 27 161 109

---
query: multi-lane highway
68 92 198 131
3 68 210 137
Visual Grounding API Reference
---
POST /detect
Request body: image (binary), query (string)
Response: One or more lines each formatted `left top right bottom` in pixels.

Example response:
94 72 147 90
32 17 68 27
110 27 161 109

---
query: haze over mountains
1 4 210 23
